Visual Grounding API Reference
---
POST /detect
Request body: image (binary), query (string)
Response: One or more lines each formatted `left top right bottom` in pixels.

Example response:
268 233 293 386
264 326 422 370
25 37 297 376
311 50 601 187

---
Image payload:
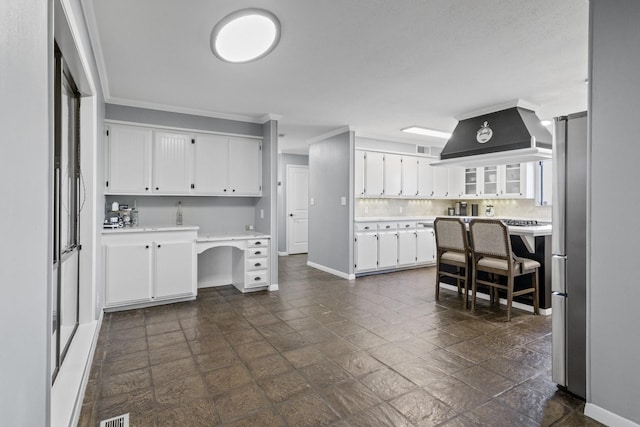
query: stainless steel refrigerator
551 111 587 399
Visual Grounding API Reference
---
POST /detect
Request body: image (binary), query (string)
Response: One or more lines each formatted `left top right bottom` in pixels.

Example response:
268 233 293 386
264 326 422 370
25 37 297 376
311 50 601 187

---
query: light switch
310 198 315 205
340 196 347 206
260 209 264 219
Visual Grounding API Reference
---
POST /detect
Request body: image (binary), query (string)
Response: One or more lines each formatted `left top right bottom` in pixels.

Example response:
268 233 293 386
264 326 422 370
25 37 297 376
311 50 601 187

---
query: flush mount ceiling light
540 120 552 126
401 126 452 139
211 8 281 63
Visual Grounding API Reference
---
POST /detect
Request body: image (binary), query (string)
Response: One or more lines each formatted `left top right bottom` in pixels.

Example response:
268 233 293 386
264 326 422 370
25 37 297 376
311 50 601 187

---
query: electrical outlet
260 209 264 219
364 206 369 214
245 224 254 231
399 206 404 214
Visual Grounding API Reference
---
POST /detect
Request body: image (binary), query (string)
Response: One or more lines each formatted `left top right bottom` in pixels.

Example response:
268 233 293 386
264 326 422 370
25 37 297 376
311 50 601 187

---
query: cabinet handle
191 184 195 189
255 263 261 267
145 245 149 249
145 187 149 191
232 189 236 192
255 251 261 255
156 187 159 190
254 277 261 281
157 244 161 248
255 241 262 245
364 226 369 230
386 225 391 229
224 189 227 192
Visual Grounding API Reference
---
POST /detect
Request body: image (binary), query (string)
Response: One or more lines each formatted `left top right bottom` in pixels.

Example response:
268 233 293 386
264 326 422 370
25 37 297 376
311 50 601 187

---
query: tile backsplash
355 198 552 221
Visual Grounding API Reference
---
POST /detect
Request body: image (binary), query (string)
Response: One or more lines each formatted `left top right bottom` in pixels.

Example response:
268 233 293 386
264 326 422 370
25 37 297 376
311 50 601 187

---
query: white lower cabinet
416 226 436 264
355 224 378 272
103 229 197 309
232 238 270 291
397 222 417 267
378 227 398 269
355 221 436 274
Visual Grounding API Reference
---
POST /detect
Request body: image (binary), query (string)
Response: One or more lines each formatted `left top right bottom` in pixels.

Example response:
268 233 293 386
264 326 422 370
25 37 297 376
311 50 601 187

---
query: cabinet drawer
248 239 269 248
245 271 268 288
355 223 376 232
378 222 397 231
397 221 417 230
246 257 268 271
247 247 269 258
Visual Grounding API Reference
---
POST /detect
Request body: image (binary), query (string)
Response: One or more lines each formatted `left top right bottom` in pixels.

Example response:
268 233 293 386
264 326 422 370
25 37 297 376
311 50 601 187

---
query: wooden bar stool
469 219 540 321
434 217 471 308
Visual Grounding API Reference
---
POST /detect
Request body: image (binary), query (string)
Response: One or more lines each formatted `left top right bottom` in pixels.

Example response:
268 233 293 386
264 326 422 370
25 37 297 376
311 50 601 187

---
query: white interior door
286 165 309 254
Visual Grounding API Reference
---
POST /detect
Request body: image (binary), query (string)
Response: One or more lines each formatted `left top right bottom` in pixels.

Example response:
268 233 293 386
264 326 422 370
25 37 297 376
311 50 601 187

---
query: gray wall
277 154 309 253
308 131 354 275
105 104 263 137
255 120 279 286
588 1 640 423
106 196 257 234
0 0 51 424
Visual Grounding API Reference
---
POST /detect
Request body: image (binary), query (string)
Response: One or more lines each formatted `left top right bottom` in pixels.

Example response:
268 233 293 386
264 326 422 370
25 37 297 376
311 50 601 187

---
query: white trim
60 0 97 94
584 403 640 427
104 119 263 140
278 251 289 256
268 283 279 291
307 261 355 280
429 147 552 168
106 97 265 123
80 0 110 98
454 99 540 121
306 126 354 145
260 113 282 122
440 283 552 315
355 130 447 148
355 147 438 159
51 312 103 427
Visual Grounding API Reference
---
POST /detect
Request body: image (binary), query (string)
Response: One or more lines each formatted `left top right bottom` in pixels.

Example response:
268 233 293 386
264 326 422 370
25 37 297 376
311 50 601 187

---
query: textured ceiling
83 0 588 154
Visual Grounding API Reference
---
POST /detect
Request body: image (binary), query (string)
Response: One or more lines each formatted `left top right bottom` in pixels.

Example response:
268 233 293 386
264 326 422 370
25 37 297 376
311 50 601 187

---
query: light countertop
102 225 199 234
197 231 270 242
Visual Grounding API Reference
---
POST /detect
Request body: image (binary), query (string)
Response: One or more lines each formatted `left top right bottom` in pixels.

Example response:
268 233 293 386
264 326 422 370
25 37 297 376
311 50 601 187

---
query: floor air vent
99 413 129 427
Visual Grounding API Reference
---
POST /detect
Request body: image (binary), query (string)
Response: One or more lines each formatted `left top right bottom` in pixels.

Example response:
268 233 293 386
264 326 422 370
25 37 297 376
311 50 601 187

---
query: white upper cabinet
384 153 402 196
354 150 366 196
537 160 553 206
152 131 193 194
401 156 418 197
193 134 229 194
502 163 534 198
447 167 465 199
417 157 434 197
105 123 262 196
106 124 152 194
464 167 481 198
229 137 262 195
365 152 384 196
432 166 449 198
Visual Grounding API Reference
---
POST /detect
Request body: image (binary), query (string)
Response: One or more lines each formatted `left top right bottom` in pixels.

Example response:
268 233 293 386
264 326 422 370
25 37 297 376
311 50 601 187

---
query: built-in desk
196 232 272 293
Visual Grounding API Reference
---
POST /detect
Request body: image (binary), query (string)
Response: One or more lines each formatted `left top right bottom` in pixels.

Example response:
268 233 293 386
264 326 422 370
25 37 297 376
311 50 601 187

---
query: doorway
286 165 309 254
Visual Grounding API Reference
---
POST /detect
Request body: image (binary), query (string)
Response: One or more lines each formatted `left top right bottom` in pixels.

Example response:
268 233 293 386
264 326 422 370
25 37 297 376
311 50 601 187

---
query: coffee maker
459 202 468 216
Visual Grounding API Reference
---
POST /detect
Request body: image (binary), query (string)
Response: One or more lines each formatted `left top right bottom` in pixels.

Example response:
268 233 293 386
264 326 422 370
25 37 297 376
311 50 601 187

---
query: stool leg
435 261 440 301
533 269 540 315
507 275 514 322
471 264 477 311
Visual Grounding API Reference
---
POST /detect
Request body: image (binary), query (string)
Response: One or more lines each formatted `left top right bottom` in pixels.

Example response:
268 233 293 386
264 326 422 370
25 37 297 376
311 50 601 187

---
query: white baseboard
307 261 355 280
440 283 552 315
52 310 103 427
198 280 232 289
585 403 640 427
278 251 289 256
268 283 279 291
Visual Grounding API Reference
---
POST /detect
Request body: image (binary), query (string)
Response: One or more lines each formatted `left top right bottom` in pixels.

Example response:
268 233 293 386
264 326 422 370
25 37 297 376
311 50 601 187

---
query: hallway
79 255 599 426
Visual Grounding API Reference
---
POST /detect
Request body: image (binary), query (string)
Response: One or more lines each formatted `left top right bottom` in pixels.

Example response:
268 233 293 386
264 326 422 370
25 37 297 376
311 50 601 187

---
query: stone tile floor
79 255 603 426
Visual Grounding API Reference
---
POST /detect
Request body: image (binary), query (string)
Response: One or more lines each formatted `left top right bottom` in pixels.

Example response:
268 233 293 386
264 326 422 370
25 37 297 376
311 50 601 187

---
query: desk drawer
245 271 268 288
247 247 268 258
246 257 268 271
248 239 269 248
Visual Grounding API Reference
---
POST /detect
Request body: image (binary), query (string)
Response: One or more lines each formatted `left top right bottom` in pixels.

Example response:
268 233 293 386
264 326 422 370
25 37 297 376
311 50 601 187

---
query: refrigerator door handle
552 293 567 387
552 117 567 255
551 255 567 294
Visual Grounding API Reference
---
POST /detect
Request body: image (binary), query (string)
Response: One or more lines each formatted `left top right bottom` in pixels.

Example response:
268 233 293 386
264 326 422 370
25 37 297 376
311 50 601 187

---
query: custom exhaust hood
431 101 552 167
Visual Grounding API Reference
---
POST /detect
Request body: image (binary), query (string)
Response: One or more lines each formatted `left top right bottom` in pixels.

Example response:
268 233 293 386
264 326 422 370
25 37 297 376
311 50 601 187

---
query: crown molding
306 126 354 145
455 99 540 121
